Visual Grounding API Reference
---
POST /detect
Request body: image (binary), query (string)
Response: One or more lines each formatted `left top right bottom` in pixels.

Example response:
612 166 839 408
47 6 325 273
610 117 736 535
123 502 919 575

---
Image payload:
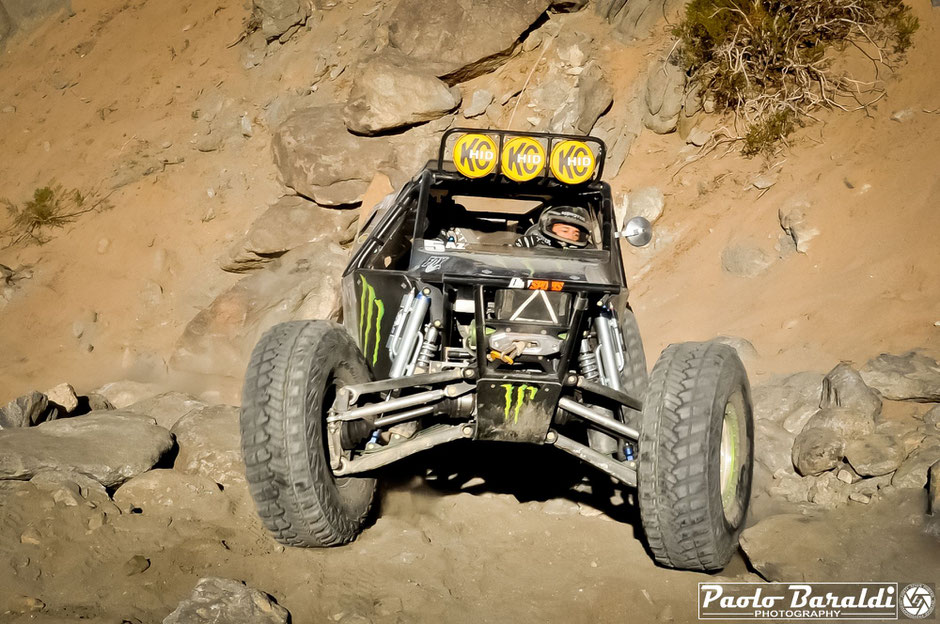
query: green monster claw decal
358 276 385 366
500 383 538 424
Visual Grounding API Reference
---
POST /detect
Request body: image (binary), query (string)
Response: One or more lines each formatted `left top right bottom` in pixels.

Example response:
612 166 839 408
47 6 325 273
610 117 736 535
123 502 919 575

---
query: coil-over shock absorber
578 338 600 381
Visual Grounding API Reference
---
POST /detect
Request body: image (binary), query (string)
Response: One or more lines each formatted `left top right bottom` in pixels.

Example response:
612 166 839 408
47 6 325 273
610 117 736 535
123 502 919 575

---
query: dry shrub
2 183 112 246
675 0 919 155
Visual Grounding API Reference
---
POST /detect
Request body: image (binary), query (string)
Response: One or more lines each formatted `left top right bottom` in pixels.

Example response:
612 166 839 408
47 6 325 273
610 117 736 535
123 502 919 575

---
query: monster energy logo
359 276 384 365
501 384 538 424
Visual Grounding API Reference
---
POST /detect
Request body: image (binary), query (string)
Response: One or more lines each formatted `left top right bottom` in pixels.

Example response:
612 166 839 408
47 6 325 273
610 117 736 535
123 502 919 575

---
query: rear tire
240 320 376 547
638 341 753 571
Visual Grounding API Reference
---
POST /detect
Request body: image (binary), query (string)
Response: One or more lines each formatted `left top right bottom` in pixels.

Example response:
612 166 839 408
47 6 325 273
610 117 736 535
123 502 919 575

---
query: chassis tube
559 397 639 440
551 431 637 487
373 405 436 428
332 388 446 422
335 424 468 475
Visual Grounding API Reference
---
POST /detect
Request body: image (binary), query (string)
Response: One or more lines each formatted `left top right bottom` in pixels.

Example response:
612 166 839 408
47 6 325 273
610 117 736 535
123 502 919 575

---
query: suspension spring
414 326 439 373
578 338 600 381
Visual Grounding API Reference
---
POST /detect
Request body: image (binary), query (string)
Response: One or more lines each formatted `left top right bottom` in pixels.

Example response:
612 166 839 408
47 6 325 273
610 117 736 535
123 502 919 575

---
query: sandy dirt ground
0 0 938 622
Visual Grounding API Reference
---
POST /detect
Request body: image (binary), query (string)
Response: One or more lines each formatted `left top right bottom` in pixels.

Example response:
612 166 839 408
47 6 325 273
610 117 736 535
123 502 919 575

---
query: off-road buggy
240 129 754 571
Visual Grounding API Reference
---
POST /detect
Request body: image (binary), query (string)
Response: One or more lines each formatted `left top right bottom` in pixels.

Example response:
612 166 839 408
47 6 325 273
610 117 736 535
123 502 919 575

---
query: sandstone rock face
387 0 552 82
344 51 461 135
0 412 174 487
171 405 245 489
171 242 347 378
860 351 940 402
219 196 353 273
272 106 393 206
163 577 290 624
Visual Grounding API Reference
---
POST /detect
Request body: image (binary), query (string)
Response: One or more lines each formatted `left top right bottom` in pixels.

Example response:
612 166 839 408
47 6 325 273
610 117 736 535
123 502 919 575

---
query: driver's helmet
538 206 592 248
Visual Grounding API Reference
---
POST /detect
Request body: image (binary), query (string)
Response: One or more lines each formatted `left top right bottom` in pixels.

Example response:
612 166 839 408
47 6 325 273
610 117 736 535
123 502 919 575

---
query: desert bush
2 183 112 246
674 0 919 155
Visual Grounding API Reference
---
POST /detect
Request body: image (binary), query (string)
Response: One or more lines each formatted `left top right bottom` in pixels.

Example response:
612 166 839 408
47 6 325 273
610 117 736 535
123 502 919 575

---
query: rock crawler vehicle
240 128 754 571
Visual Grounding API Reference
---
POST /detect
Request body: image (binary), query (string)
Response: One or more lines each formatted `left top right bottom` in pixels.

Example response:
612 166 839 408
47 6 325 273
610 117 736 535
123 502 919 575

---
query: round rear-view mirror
622 216 652 247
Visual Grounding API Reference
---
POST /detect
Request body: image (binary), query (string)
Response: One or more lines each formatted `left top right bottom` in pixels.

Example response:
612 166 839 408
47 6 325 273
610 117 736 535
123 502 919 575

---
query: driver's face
551 223 582 242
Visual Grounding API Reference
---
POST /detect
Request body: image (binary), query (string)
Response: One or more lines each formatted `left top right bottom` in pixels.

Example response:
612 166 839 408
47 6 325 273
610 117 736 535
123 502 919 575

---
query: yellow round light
550 140 596 184
453 133 498 178
500 136 546 182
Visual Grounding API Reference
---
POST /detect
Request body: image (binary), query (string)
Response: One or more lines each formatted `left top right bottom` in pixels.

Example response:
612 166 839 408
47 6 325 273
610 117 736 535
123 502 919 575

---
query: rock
848 491 871 504
844 433 907 477
171 405 244 488
754 420 797 475
721 244 774 278
891 440 940 489
792 428 845 476
44 383 79 414
93 380 159 408
890 109 914 122
819 363 881 421
125 392 206 430
540 498 580 515
875 421 925 455
859 351 940 402
114 469 234 521
171 242 347 379
809 472 850 508
778 198 818 253
0 411 174 487
768 471 811 503
272 106 393 206
687 126 710 147
0 3 14 48
84 392 115 412
163 577 290 624
123 554 151 576
622 186 664 225
801 407 875 442
549 62 613 134
836 467 859 484
0 391 54 428
600 0 687 40
849 473 893 497
251 0 308 40
387 0 552 83
925 405 940 430
29 470 111 505
930 462 940 516
551 0 588 11
463 89 494 118
713 336 759 363
752 372 823 430
220 196 353 273
240 30 267 69
344 51 461 135
751 173 778 190
643 57 685 134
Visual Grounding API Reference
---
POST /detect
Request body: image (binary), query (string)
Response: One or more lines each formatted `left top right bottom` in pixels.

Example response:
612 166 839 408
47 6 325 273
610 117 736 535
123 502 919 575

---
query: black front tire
638 341 753 571
240 321 376 547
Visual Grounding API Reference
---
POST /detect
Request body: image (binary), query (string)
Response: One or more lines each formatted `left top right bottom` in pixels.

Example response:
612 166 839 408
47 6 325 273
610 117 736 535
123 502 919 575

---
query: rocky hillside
0 0 938 621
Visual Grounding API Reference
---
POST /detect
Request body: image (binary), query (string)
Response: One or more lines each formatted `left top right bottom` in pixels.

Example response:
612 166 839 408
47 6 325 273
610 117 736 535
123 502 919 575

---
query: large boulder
0 391 55 429
93 380 159 409
755 419 797 475
844 433 907 477
643 56 686 134
752 371 823 432
860 351 940 402
163 577 290 624
819 363 881 420
791 428 845 476
892 439 940 489
219 196 354 273
171 405 245 489
170 242 347 379
114 470 235 522
344 51 461 136
125 392 206 430
387 0 552 83
800 407 876 442
272 106 393 206
0 412 174 487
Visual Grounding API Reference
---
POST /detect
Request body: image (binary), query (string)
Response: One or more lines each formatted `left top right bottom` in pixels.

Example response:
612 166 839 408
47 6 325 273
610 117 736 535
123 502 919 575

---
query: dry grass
2 183 113 246
675 0 919 155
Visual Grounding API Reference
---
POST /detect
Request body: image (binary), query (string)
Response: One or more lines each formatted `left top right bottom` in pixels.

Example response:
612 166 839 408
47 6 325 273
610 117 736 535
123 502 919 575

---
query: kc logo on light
500 136 545 182
550 140 596 184
453 133 497 178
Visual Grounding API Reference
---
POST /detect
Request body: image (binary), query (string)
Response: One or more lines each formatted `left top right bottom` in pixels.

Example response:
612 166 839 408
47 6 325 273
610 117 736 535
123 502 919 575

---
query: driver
514 206 592 248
